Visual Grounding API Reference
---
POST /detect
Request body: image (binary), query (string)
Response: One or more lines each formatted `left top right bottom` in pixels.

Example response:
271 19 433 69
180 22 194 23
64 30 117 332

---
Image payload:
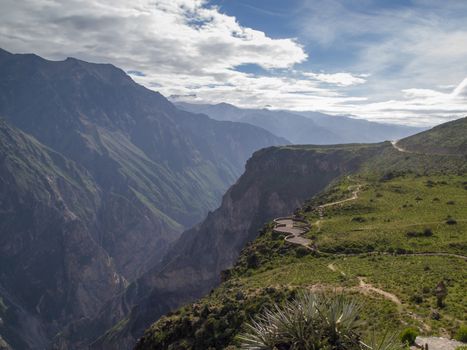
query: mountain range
175 102 425 145
0 49 285 349
0 48 457 350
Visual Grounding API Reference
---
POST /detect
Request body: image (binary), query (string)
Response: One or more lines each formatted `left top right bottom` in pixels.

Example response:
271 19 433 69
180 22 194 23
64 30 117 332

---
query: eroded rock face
81 144 383 349
0 120 126 349
0 50 285 349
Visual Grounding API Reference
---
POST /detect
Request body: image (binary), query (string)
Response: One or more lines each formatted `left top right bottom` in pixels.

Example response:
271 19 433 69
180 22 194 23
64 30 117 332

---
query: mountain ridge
175 101 425 145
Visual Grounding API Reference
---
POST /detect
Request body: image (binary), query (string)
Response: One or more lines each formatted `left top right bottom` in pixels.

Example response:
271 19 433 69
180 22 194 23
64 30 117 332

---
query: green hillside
397 117 467 155
135 120 467 350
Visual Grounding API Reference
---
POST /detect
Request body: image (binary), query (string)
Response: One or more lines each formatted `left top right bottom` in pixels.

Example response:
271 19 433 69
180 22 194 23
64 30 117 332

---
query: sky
1 0 467 126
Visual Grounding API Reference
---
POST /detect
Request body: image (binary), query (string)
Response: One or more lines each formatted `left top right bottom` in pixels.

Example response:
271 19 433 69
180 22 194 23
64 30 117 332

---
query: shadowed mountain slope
0 49 285 349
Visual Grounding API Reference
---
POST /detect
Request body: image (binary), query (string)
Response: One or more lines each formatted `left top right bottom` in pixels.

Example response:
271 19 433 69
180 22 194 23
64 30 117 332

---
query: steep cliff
0 50 285 349
80 143 384 349
0 119 125 349
134 118 467 350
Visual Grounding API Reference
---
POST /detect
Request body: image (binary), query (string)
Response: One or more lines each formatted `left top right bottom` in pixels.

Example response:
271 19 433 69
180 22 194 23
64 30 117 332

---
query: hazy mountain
297 110 427 143
0 49 285 349
176 102 424 144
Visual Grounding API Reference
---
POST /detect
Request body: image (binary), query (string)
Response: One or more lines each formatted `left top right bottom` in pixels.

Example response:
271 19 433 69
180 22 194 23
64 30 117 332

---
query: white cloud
303 72 367 86
0 0 466 126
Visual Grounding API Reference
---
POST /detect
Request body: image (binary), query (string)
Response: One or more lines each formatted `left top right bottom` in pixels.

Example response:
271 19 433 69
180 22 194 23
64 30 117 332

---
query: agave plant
238 292 401 350
362 330 405 350
316 293 362 348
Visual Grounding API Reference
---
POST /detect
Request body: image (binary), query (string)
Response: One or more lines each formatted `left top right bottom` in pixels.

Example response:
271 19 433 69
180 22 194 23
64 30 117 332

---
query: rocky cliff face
0 49 285 349
0 119 126 349
78 144 384 349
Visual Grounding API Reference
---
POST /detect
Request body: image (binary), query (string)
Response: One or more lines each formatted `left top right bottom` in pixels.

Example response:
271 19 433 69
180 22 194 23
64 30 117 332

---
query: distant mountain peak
0 47 12 56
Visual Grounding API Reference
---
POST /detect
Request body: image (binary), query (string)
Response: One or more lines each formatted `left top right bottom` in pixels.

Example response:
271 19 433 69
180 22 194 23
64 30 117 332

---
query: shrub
405 228 433 237
410 294 423 304
395 247 407 254
246 253 260 269
220 269 232 282
422 286 431 294
446 218 458 225
430 310 441 320
455 346 467 350
351 216 366 223
423 228 433 237
295 246 310 258
271 230 282 240
455 324 467 343
400 328 418 346
406 231 418 237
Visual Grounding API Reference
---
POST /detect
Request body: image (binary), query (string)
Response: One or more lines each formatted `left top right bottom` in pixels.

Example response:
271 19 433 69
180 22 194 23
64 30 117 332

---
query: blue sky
1 0 466 125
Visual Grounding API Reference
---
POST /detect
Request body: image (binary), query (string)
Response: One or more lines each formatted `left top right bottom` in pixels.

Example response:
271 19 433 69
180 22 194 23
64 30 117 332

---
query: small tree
246 253 260 269
434 280 448 308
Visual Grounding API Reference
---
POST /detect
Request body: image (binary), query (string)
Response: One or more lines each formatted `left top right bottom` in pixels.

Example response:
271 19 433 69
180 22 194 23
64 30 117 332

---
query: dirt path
357 277 402 309
320 184 362 209
316 182 362 222
391 140 410 153
327 250 467 260
327 263 345 276
357 276 430 331
354 219 467 231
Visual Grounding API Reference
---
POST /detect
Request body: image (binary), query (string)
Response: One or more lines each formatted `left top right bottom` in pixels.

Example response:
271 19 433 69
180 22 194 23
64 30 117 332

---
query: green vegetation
397 117 467 155
399 328 418 346
456 325 467 343
137 170 466 349
306 174 467 256
238 292 402 350
137 121 467 349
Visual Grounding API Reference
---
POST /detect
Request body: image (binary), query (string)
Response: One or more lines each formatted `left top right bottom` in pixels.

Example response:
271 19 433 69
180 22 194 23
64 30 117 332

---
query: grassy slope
136 130 467 349
397 116 467 155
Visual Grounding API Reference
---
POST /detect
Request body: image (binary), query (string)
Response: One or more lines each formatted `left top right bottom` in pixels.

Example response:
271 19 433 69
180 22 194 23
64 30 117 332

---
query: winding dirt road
273 179 363 249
